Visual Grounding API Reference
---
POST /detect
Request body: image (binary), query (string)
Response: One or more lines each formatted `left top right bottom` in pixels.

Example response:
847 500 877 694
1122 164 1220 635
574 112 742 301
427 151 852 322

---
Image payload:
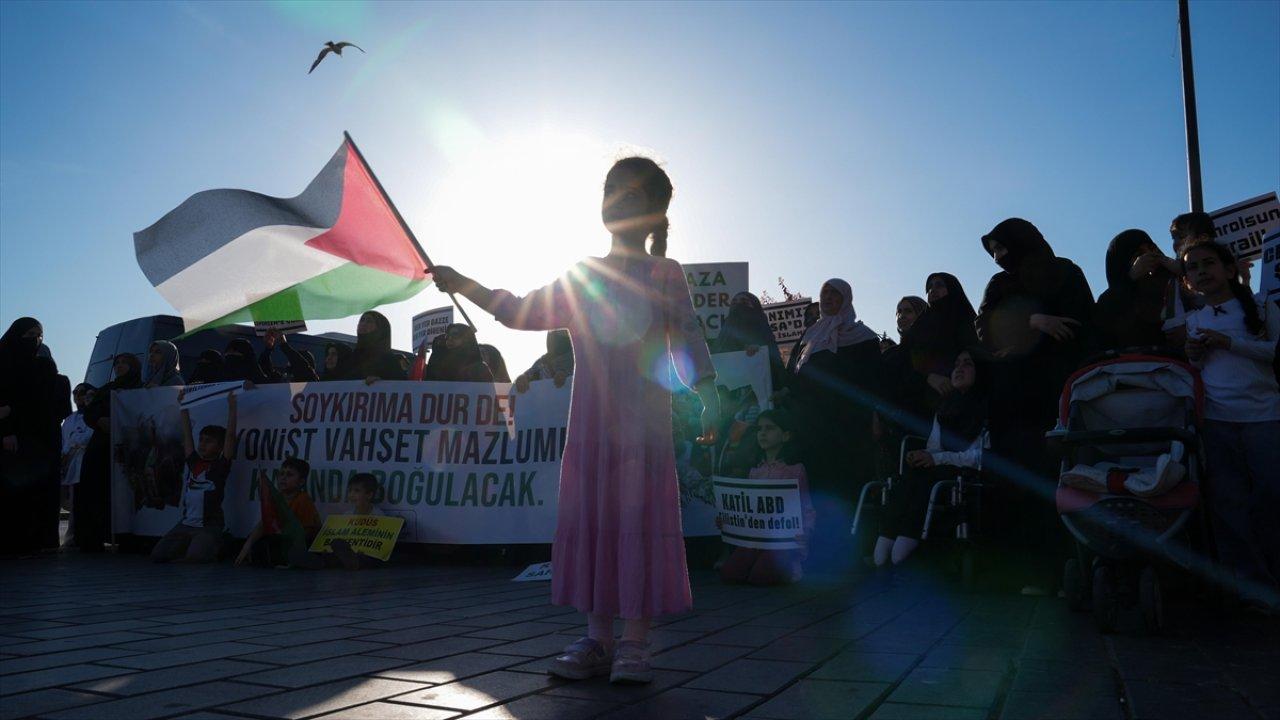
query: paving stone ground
1 555 1276 720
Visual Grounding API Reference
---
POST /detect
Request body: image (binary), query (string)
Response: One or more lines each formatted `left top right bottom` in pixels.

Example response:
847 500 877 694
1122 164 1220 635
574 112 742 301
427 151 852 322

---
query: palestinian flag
134 133 431 332
258 472 306 554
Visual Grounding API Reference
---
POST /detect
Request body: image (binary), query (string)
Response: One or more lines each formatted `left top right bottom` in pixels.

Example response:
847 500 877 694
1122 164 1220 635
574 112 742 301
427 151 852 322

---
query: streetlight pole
1178 0 1204 213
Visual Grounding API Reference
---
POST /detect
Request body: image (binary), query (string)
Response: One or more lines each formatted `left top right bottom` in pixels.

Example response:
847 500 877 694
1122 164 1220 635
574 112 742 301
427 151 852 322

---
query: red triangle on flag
306 141 429 281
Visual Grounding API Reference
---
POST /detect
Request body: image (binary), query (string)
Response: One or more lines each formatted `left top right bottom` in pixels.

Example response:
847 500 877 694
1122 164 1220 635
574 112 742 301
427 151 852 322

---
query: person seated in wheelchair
874 350 987 567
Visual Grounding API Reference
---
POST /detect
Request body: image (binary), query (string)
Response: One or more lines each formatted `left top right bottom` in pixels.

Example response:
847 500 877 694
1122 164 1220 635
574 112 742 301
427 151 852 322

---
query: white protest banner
763 298 811 345
675 350 774 537
177 381 243 408
713 475 803 550
513 561 553 582
1261 230 1279 307
412 306 455 350
682 262 748 340
112 379 570 544
1210 192 1280 261
254 320 307 337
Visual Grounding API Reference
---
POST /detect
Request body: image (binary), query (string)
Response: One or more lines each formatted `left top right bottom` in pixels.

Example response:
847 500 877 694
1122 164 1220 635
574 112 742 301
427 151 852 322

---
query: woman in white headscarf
786 278 882 571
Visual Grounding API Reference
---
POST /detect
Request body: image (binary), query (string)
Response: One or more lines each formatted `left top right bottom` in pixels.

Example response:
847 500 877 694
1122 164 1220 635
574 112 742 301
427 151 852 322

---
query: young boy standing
150 391 237 563
235 456 321 567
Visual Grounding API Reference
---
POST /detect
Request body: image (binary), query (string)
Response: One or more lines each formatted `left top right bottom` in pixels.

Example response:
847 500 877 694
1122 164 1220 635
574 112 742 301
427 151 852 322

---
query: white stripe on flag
155 224 345 330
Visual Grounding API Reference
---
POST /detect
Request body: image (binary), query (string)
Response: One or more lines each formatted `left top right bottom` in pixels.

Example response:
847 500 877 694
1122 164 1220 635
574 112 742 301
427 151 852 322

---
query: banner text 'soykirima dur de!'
111 380 570 544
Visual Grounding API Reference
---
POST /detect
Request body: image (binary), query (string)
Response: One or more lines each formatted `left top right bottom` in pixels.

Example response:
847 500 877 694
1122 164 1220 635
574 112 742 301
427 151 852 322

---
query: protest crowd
2 154 1278 685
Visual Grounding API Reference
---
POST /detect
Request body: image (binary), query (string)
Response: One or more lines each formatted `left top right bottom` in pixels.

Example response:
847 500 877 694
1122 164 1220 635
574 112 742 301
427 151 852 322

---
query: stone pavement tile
1 630 162 655
921 644 1018 672
169 713 258 720
650 641 751 672
1009 667 1113 695
544 669 695 704
644 629 701 653
395 670 554 711
464 694 614 719
747 634 849 663
11 619 163 640
0 688 106 720
0 663 134 696
311 702 460 719
685 658 810 695
45 680 274 720
999 690 1124 720
0 621 70 636
1223 666 1280 708
1124 679 1257 720
376 653 527 684
697 624 794 648
222 677 427 719
349 613 467 632
369 636 504 662
235 639 393 666
1013 656 1112 675
237 626 371 647
144 617 277 636
364 625 476 646
475 634 577 658
809 651 918 683
72 659 269 696
939 624 1027 648
603 687 759 720
658 614 744 634
867 702 988 720
106 628 271 652
888 667 1004 709
749 679 888 720
98 641 269 670
238 654 413 689
0 647 142 675
462 622 565 642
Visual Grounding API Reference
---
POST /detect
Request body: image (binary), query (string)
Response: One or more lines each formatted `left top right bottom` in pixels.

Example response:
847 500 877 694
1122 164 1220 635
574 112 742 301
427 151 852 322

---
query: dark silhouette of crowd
3 211 1277 613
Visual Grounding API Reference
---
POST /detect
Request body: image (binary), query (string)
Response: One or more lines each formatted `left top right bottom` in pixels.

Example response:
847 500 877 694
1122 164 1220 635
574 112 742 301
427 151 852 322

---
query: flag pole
342 131 477 329
1177 0 1204 213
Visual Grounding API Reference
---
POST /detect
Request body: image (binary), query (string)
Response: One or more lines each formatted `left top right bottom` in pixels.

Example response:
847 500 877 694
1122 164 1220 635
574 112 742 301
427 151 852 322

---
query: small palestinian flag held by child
134 133 431 332
258 472 306 554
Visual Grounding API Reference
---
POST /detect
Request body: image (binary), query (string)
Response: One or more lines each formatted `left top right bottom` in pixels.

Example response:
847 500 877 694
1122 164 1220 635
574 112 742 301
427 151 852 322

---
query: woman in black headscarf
711 292 786 389
874 296 933 469
335 311 406 382
423 324 494 382
222 339 268 385
1093 229 1179 352
976 218 1094 593
909 273 979 397
143 341 185 388
320 342 353 381
1 319 72 554
75 352 142 552
187 350 224 384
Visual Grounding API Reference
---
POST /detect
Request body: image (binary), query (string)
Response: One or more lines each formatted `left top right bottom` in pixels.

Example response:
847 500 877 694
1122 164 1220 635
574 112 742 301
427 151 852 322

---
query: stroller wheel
1092 565 1118 634
1140 566 1164 635
1064 558 1087 612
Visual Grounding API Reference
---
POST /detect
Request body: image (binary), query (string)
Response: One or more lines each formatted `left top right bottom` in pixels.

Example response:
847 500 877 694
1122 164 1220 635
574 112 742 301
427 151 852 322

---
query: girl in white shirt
875 350 987 567
1181 242 1280 610
58 383 95 545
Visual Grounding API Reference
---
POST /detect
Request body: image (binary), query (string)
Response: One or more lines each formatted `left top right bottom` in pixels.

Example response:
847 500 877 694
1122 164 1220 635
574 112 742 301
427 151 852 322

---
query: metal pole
342 132 477 329
1178 0 1204 213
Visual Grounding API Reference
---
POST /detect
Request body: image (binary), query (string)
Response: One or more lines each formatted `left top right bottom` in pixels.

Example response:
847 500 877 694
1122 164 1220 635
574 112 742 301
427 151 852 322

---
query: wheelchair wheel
1139 566 1164 635
1064 558 1087 612
1092 565 1118 634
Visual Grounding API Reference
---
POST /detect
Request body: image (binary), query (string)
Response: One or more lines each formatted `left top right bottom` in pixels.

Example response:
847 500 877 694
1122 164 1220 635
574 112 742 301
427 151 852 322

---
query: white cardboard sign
412 306 455 351
1210 191 1280 261
713 475 803 550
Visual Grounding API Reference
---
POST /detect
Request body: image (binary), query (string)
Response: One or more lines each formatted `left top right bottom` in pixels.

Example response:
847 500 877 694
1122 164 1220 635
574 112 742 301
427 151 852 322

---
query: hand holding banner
713 475 803 550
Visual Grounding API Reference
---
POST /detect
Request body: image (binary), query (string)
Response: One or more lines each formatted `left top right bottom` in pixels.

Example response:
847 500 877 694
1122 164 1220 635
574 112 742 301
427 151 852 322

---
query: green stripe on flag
192 262 431 333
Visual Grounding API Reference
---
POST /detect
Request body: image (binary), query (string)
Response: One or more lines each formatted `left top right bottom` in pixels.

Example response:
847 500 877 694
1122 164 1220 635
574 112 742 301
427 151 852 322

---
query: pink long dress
492 252 715 618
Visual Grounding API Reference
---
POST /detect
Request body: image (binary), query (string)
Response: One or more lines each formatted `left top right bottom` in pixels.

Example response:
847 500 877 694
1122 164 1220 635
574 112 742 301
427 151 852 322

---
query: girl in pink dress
431 157 721 684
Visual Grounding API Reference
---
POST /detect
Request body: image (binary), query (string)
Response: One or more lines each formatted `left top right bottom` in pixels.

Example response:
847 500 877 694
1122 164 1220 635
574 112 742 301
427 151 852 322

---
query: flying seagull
309 41 365 74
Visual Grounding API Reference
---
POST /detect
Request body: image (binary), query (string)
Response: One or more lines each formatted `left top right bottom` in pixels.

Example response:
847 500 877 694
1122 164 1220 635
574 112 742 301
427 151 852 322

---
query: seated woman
874 350 986 567
719 409 815 586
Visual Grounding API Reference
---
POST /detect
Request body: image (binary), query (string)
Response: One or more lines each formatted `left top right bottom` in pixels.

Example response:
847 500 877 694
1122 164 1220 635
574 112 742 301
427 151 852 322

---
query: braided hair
608 157 672 257
1182 242 1264 336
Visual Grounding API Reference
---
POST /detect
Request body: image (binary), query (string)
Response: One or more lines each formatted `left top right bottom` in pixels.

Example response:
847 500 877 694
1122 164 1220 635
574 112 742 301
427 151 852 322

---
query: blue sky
2 0 1277 380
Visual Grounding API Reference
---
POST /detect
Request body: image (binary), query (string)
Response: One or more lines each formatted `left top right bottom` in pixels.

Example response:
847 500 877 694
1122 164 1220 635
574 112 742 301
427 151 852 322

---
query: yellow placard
308 514 405 562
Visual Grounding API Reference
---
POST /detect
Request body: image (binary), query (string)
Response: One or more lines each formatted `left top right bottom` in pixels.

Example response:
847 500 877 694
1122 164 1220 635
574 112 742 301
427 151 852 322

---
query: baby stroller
1048 353 1203 633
